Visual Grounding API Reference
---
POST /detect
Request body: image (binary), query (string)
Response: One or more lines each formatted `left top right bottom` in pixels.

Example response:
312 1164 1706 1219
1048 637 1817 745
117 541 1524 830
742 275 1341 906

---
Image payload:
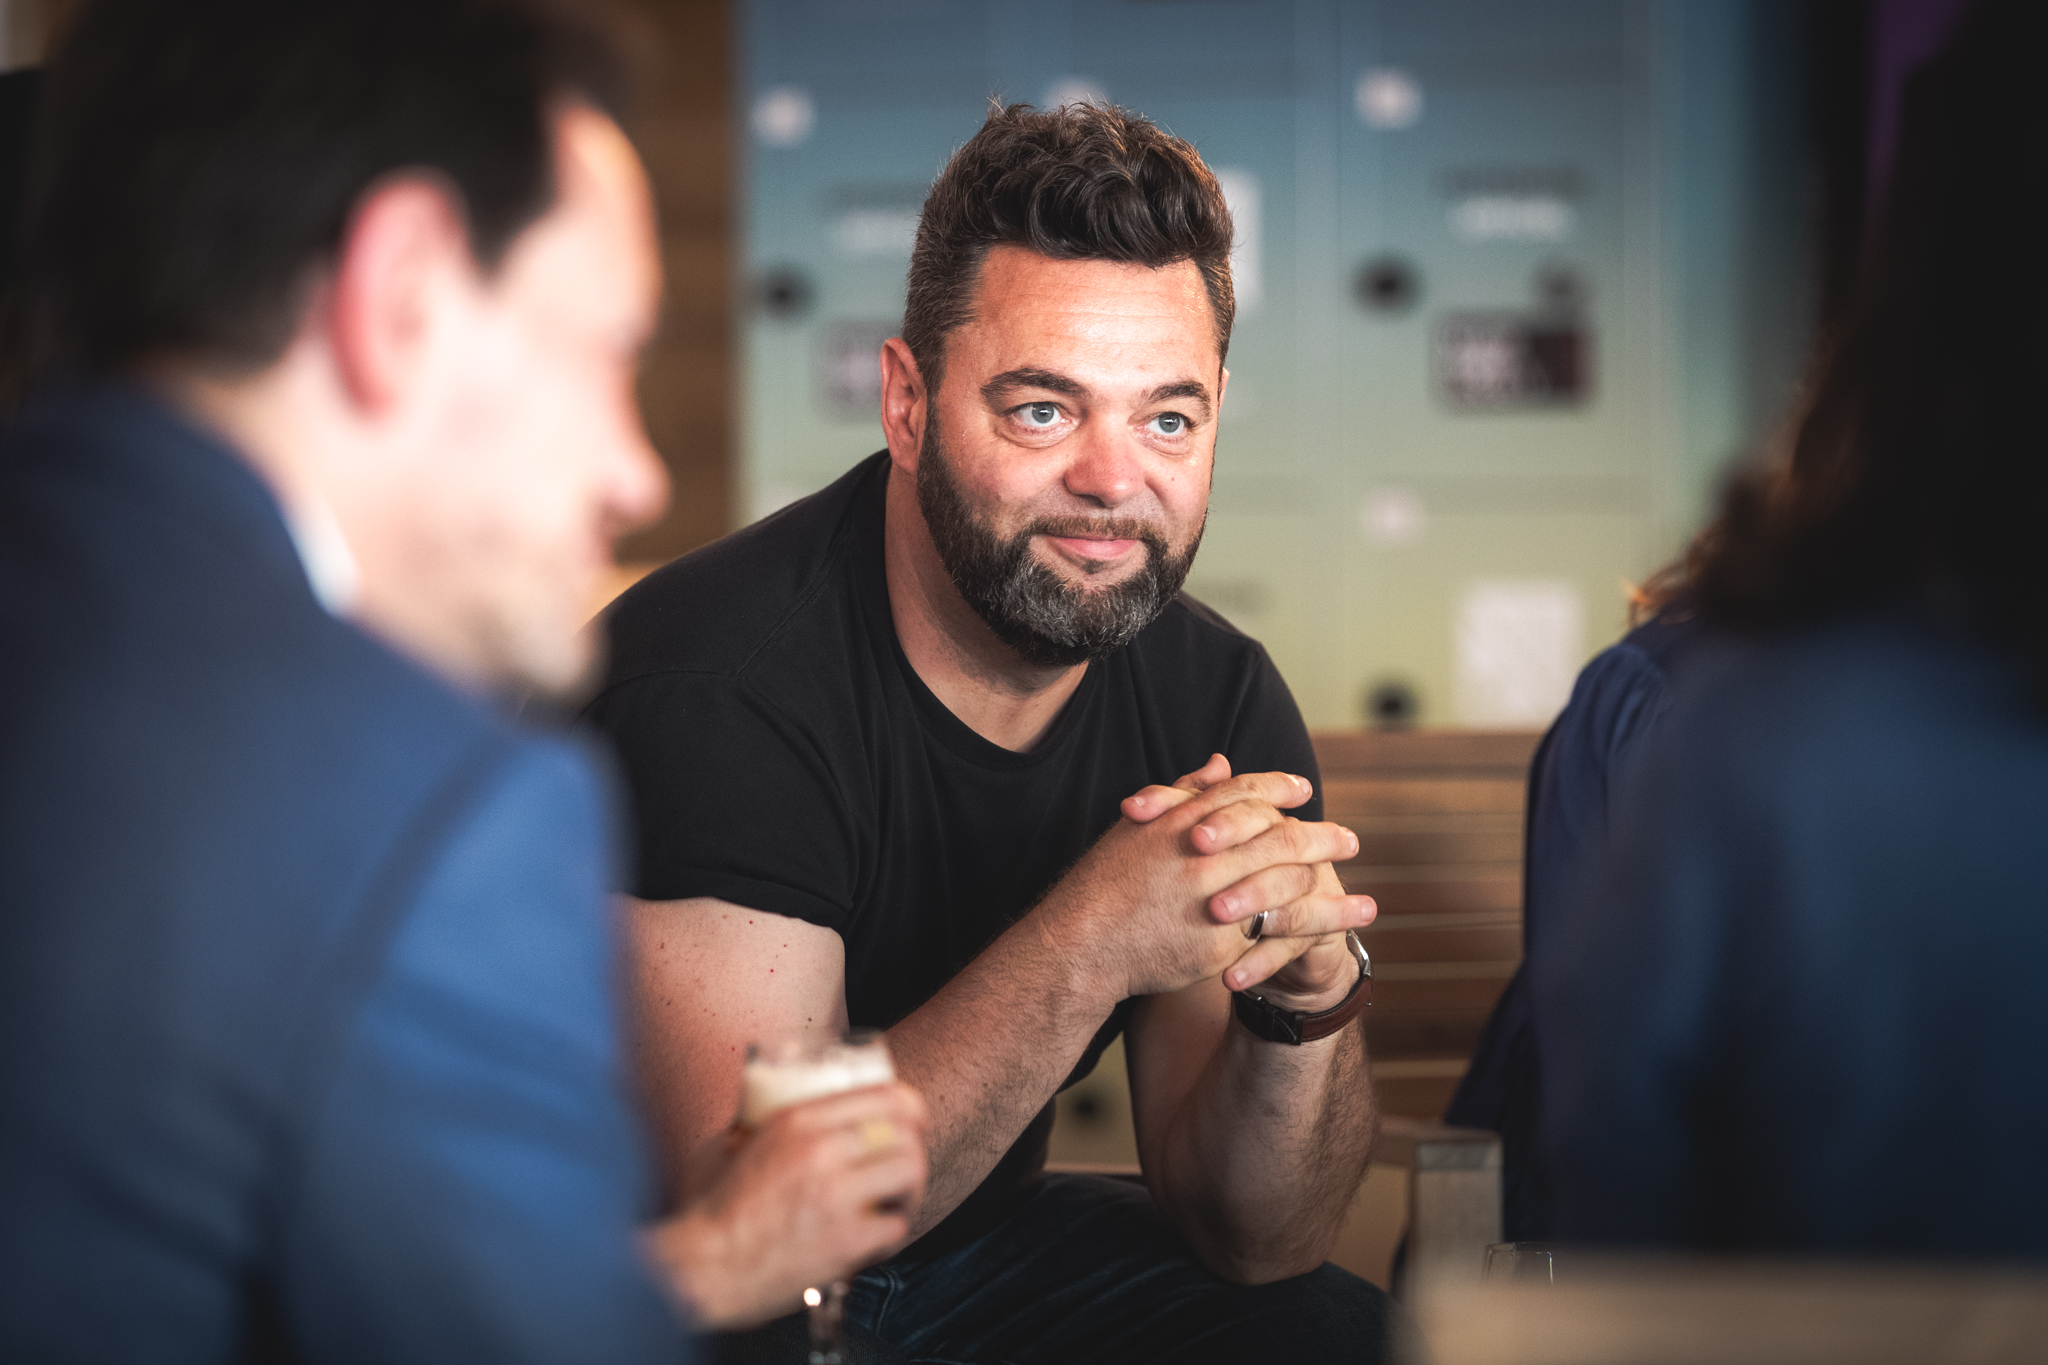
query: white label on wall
830 207 920 258
1449 194 1575 242
1359 488 1426 547
1213 168 1262 315
1453 580 1585 727
752 87 815 148
1356 68 1422 129
1042 77 1108 110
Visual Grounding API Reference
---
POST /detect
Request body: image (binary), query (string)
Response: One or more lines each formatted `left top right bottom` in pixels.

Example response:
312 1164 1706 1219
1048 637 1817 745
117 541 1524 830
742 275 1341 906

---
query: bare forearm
1153 1019 1376 1283
884 908 1120 1238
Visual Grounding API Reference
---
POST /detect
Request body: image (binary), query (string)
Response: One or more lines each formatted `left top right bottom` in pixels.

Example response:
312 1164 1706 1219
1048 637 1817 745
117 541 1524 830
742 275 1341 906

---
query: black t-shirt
583 452 1321 1249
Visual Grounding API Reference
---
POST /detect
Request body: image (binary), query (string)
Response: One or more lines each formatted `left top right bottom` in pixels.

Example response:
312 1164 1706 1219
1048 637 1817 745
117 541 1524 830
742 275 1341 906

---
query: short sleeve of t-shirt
582 667 863 930
1231 653 1324 823
1164 597 1324 824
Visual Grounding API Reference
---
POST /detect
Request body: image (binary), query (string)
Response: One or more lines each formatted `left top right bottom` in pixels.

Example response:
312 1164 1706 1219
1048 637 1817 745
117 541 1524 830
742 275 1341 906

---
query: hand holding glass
741 1030 901 1364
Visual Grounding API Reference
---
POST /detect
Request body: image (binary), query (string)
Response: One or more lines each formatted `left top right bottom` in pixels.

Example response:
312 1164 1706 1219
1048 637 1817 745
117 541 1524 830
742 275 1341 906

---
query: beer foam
741 1042 895 1127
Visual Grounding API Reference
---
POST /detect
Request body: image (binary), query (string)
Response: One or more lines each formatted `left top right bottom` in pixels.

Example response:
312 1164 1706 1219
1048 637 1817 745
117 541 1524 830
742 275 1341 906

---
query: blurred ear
879 336 929 475
325 176 473 415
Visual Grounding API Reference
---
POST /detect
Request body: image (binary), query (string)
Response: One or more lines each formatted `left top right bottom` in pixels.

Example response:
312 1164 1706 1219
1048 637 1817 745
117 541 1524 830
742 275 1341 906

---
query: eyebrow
981 368 1086 404
979 369 1216 416
1145 380 1214 413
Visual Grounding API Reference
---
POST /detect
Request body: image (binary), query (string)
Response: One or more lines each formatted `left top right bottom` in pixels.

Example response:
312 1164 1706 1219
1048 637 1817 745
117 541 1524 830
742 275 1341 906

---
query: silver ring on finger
1243 910 1269 941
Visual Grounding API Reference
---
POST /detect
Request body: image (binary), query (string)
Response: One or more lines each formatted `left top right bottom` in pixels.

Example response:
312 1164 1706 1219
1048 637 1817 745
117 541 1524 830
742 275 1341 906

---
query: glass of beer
1482 1241 1560 1283
739 1029 896 1365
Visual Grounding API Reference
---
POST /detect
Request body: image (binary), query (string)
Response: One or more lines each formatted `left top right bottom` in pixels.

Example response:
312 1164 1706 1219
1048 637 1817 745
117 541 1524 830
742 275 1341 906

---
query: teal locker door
1330 0 1653 727
741 0 990 516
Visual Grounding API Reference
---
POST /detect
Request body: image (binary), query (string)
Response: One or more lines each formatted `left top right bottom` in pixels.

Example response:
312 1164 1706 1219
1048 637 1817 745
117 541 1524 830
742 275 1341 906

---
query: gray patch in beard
915 417 1204 667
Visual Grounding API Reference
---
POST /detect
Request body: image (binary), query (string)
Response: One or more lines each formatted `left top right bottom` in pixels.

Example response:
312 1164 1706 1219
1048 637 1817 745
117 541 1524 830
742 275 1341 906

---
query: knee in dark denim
850 1174 1402 1365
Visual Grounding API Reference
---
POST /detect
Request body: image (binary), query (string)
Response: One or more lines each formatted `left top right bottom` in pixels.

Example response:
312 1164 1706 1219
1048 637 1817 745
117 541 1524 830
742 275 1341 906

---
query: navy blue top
0 388 692 1360
1444 610 1701 1239
1532 608 2048 1256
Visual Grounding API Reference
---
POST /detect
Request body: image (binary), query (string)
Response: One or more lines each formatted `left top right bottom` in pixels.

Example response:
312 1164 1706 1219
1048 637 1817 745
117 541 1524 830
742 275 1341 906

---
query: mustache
1022 516 1167 545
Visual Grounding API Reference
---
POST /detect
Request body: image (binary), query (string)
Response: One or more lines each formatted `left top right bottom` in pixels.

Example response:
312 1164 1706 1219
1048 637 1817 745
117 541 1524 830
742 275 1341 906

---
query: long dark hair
1667 0 2047 687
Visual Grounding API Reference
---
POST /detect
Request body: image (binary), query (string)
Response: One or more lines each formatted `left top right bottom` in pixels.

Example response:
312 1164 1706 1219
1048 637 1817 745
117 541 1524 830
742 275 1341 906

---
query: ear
326 176 474 416
878 336 929 475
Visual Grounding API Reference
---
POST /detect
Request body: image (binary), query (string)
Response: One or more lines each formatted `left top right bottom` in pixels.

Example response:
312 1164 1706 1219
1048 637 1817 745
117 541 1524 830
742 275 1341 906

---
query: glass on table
739 1029 896 1365
1482 1241 1561 1284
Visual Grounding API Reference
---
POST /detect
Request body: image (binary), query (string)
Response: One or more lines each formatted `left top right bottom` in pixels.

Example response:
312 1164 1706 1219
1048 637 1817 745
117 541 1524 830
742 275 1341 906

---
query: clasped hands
1054 753 1376 1013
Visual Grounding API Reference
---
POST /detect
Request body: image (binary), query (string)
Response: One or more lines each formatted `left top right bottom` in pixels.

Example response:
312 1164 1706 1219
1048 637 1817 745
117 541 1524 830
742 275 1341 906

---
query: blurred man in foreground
588 104 1395 1362
0 1 924 1358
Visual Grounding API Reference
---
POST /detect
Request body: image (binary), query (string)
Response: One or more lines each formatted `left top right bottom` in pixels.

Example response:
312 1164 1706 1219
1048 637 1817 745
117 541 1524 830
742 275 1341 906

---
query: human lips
1045 534 1142 564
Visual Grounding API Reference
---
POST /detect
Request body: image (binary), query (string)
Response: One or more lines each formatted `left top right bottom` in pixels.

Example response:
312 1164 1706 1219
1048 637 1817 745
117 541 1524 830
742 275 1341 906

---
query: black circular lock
1364 679 1420 730
754 266 815 321
1354 255 1420 315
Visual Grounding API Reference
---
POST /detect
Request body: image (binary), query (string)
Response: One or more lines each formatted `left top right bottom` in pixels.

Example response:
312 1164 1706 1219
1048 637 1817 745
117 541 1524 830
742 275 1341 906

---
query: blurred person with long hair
1531 0 2048 1254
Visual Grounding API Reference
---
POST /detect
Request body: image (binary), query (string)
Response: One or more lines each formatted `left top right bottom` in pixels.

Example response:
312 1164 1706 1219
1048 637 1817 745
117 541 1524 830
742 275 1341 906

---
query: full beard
914 418 1205 668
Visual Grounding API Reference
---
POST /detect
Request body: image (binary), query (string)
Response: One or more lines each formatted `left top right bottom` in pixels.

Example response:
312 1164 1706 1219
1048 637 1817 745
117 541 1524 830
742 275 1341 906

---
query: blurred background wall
0 0 1940 737
735 0 1818 732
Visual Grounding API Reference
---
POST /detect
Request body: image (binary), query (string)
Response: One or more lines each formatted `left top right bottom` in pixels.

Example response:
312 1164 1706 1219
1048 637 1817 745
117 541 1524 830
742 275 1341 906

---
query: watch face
1231 945 1373 1046
1233 989 1304 1045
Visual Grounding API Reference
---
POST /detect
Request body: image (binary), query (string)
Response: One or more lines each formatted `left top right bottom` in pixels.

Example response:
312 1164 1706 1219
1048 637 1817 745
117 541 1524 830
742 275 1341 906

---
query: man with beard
586 103 1395 1363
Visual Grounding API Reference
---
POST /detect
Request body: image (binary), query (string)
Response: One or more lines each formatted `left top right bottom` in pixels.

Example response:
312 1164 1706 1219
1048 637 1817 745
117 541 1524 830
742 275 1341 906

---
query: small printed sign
1435 313 1589 409
813 321 897 421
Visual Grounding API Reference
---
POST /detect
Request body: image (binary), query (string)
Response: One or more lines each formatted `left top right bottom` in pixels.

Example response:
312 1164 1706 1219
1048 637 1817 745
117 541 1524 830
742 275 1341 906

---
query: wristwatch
1231 930 1372 1045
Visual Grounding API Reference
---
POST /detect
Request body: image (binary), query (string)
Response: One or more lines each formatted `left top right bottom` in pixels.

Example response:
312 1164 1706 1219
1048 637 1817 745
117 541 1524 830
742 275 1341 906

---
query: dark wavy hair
25 0 623 382
902 101 1236 394
1680 0 2048 690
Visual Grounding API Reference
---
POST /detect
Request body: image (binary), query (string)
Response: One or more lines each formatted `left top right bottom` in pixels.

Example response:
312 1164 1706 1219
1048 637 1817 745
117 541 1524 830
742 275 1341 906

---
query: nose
602 403 670 539
1061 424 1143 510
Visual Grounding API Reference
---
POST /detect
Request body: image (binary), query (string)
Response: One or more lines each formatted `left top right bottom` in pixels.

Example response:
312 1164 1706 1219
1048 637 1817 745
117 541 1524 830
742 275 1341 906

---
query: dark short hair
26 0 624 379
902 102 1236 395
1689 0 2048 696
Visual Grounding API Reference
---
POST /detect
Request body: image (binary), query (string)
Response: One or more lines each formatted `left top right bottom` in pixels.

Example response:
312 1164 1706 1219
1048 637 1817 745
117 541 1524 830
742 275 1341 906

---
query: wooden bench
1314 729 1542 1119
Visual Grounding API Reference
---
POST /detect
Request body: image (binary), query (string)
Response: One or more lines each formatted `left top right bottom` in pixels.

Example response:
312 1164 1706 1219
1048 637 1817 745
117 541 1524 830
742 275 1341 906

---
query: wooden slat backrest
1312 729 1542 1118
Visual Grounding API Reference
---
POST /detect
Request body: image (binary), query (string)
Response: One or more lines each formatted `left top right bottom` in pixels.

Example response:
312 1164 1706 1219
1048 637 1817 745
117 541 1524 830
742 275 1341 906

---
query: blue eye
1151 413 1187 435
1021 402 1060 427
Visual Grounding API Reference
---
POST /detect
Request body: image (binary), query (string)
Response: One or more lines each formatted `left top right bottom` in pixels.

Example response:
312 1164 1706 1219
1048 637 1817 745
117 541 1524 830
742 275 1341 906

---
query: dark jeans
845 1173 1398 1365
706 1311 904 1365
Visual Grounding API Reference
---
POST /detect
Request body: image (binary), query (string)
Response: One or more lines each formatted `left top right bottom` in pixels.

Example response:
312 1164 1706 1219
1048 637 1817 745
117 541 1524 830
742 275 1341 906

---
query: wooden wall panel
615 0 738 565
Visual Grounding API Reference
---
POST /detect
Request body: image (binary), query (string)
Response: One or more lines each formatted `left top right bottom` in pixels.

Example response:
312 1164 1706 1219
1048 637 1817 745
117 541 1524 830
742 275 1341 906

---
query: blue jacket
1534 609 2048 1255
1443 610 1700 1239
0 388 692 1360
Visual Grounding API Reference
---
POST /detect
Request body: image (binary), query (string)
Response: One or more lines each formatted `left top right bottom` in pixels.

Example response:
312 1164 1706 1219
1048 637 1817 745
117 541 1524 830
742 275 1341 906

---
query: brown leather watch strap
1230 930 1372 1045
